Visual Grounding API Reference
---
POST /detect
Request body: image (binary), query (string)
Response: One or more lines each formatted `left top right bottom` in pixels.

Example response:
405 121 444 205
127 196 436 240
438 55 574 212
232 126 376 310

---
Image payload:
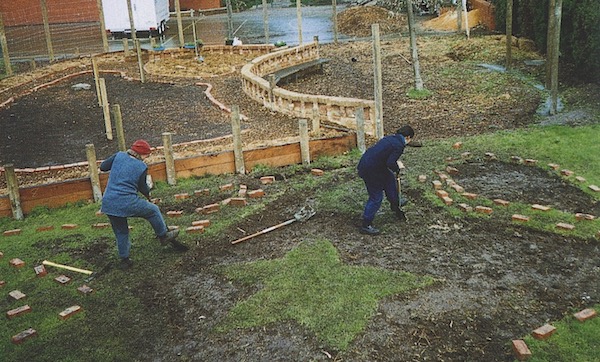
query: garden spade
396 174 408 222
231 205 316 245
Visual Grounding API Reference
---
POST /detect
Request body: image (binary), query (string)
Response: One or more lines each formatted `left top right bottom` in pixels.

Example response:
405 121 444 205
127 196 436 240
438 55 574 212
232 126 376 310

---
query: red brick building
169 0 222 11
0 0 99 26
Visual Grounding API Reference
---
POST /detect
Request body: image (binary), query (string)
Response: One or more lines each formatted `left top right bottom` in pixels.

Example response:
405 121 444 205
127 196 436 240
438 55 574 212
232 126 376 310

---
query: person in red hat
100 139 187 269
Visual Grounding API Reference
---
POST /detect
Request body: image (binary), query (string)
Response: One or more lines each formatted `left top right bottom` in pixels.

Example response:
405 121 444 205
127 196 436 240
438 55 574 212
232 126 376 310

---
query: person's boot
159 229 189 251
119 257 133 270
391 205 408 222
360 220 380 235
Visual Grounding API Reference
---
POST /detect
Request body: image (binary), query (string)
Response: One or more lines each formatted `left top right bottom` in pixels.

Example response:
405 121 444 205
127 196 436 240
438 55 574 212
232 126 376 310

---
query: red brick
418 175 427 183
186 226 205 234
11 328 37 344
9 290 26 301
462 192 478 200
61 224 78 230
6 305 32 319
230 197 247 206
55 275 72 285
512 339 531 360
451 184 465 193
532 323 556 340
219 183 234 191
248 189 265 199
151 198 162 204
493 199 510 207
575 176 586 183
432 180 443 190
192 219 211 227
446 166 459 175
36 225 55 232
484 152 497 160
10 258 25 268
547 163 560 170
167 210 184 218
460 152 472 159
560 169 574 176
194 188 210 196
58 305 83 320
238 187 247 197
475 206 493 214
575 213 595 221
556 222 575 231
311 168 324 176
442 196 453 206
438 173 449 182
512 214 530 222
574 308 597 322
77 285 94 294
197 203 220 214
511 156 523 163
174 193 190 200
458 203 472 212
589 185 600 192
0 251 3 258
436 190 449 199
260 176 275 184
531 204 551 212
524 159 538 165
3 229 22 236
92 223 111 229
0 280 6 288
34 265 48 277
221 198 232 206
95 210 104 217
452 142 462 149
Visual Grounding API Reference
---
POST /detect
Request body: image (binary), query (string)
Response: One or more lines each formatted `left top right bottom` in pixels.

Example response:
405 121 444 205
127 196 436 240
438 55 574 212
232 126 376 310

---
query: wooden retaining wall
0 133 356 218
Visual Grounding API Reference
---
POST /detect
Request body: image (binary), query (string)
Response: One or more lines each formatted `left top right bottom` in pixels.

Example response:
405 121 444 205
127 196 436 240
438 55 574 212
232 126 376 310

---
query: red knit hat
131 139 151 155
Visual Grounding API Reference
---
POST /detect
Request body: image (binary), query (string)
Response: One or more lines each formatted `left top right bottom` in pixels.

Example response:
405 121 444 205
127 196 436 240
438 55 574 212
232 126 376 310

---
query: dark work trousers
360 169 399 226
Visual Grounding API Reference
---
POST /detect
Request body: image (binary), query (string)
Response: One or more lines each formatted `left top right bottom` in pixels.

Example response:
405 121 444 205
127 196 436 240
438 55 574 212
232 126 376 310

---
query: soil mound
423 9 483 31
337 6 407 37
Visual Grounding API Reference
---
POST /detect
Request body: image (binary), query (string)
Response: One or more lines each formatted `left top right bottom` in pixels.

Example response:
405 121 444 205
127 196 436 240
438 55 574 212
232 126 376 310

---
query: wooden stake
0 14 13 76
332 0 338 44
372 24 384 139
355 107 366 154
296 0 303 45
231 105 246 174
91 57 102 106
299 119 310 165
86 144 103 202
134 39 145 83
174 0 184 47
311 103 320 135
162 132 176 185
262 0 270 44
112 104 126 151
4 164 23 220
99 78 113 140
40 0 55 62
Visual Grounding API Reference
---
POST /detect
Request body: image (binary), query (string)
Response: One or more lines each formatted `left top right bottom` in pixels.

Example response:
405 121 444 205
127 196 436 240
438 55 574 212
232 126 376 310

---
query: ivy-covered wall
492 0 600 84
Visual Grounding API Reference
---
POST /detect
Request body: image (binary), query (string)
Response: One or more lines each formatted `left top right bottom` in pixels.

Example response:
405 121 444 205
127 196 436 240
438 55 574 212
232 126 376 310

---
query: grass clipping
218 239 433 350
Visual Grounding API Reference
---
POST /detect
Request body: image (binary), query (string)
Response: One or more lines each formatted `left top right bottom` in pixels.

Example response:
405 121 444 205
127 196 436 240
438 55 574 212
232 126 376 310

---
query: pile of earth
337 6 408 37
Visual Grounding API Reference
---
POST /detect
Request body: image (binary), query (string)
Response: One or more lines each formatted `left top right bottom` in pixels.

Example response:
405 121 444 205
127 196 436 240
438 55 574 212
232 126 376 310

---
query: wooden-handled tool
42 260 94 275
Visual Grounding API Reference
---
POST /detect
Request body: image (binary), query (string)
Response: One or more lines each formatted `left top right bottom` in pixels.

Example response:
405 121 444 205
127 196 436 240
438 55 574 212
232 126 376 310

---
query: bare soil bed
1 26 600 361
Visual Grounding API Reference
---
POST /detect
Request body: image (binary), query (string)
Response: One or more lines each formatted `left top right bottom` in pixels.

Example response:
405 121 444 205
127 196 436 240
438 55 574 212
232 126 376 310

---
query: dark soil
1 34 599 361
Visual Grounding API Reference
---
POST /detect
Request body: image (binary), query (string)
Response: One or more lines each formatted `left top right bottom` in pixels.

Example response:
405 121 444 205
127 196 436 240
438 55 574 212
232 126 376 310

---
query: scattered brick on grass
77 285 94 294
512 339 532 361
196 203 220 214
493 199 510 207
511 156 523 163
36 225 54 232
174 193 190 200
54 275 72 285
92 223 110 229
260 176 275 184
230 198 247 207
560 169 574 176
436 190 449 199
451 184 465 193
167 210 184 218
452 142 462 149
192 220 211 227
0 280 6 288
9 290 26 301
34 265 47 277
556 223 575 231
458 203 472 212
484 152 497 160
219 183 234 191
512 214 530 222
95 210 104 217
531 204 551 212
3 229 22 236
547 163 560 170
10 258 25 268
0 251 3 258
186 226 205 234
6 305 32 319
532 324 556 340
11 328 37 344
445 166 459 175
462 192 478 200
575 176 586 183
524 159 537 165
442 196 453 206
59 305 83 320
194 188 210 196
248 189 265 198
151 198 162 204
418 175 427 183
574 308 597 322
589 185 600 192
475 206 493 214
61 224 78 230
575 213 595 221
311 168 324 176
432 180 443 190
460 152 472 159
238 185 248 197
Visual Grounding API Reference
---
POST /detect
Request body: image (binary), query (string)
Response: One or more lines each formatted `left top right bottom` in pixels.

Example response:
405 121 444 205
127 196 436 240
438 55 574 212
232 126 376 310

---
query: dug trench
87 160 598 361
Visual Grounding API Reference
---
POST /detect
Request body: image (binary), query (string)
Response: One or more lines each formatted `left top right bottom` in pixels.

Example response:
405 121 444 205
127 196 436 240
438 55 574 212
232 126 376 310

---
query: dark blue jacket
357 134 407 177
100 151 150 217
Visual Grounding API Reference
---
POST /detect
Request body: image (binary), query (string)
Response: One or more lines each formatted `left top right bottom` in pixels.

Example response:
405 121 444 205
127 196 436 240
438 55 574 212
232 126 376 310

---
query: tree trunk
506 0 513 71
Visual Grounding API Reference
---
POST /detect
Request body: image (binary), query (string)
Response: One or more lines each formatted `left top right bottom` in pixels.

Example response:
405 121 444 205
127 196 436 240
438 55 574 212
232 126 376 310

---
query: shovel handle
231 218 295 245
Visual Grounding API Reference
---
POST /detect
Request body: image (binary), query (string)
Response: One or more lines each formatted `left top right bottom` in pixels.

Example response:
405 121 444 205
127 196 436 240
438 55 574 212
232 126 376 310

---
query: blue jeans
360 169 399 226
107 202 168 258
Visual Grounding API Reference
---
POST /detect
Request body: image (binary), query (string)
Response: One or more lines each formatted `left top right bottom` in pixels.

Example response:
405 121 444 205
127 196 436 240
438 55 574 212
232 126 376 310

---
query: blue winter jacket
357 134 407 177
100 151 151 217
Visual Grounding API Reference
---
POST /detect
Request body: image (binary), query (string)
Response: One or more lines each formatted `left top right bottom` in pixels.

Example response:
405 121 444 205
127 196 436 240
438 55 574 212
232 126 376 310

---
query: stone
9 290 26 301
77 285 95 294
34 265 48 277
55 275 72 285
10 258 25 268
311 168 324 176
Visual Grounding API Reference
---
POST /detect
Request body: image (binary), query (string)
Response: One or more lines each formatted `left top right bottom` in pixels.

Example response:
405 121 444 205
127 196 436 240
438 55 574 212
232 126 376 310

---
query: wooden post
262 0 270 44
299 119 310 165
192 20 199 58
225 0 234 40
505 0 513 71
549 0 563 115
123 38 130 56
162 132 176 185
134 39 145 83
311 103 320 135
296 0 303 45
231 105 245 174
372 24 384 139
96 0 109 53
174 0 185 47
112 104 126 151
126 0 137 43
406 0 424 91
268 74 276 109
0 14 13 76
355 107 366 154
4 164 24 220
40 0 55 62
462 0 470 39
456 0 462 33
332 0 338 44
92 57 102 106
86 144 103 202
99 78 113 140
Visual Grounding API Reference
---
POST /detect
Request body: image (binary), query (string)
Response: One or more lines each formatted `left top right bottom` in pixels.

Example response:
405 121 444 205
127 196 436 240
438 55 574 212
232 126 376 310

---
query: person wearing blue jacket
357 126 414 235
100 139 185 269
